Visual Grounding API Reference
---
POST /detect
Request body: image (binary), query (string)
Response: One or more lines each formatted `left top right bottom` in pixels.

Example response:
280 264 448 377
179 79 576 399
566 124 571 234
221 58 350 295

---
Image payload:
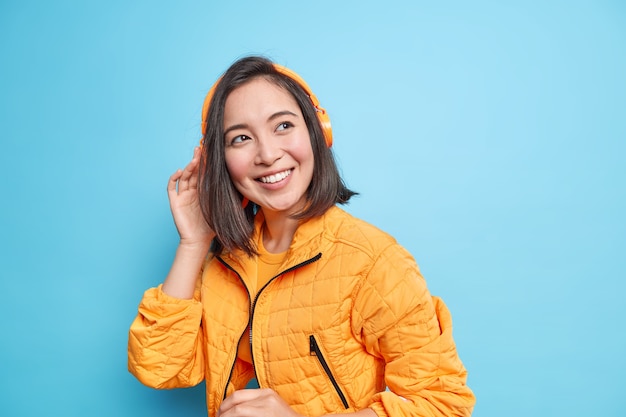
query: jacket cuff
137 285 202 322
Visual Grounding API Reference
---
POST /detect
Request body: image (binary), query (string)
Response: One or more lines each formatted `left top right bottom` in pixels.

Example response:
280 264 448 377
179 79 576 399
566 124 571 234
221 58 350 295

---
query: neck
260 209 299 254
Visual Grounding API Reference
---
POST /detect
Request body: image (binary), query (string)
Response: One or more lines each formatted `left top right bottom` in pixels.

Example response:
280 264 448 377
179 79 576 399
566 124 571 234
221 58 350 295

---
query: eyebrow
224 110 299 136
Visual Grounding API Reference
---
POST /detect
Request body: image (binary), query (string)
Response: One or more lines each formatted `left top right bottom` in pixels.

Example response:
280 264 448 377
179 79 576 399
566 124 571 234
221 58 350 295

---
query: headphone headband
201 63 333 147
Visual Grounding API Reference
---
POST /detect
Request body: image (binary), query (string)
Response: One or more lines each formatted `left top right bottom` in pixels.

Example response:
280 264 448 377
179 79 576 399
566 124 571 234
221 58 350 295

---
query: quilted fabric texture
128 206 475 416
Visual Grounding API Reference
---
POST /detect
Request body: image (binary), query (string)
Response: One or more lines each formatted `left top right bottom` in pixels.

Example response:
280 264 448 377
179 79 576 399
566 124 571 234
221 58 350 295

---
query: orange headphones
200 64 333 147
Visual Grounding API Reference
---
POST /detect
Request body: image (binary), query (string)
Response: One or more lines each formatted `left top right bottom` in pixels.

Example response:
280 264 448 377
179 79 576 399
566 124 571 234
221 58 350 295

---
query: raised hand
162 147 215 299
167 146 215 247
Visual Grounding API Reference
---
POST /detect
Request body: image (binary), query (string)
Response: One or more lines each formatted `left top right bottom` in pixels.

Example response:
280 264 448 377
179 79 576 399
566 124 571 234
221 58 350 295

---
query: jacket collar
219 206 340 279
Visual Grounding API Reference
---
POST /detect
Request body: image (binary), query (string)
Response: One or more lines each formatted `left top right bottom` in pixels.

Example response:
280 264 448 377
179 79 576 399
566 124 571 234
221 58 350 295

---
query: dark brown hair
199 56 356 256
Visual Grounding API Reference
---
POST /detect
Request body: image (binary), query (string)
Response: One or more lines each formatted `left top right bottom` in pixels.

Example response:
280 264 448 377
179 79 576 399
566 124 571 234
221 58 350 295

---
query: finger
179 148 201 190
182 147 201 176
219 389 295 417
168 169 183 195
219 389 267 415
188 148 201 189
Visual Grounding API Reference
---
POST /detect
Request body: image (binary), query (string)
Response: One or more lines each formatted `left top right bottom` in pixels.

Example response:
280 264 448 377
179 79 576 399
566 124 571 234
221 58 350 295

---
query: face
223 77 314 216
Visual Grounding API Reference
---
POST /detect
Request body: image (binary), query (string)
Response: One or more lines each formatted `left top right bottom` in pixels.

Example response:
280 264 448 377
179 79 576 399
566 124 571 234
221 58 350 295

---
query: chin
262 200 306 214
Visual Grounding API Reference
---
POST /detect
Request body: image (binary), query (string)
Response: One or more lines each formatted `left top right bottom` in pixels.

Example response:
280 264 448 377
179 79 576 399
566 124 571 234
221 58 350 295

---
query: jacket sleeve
127 284 205 389
352 244 475 417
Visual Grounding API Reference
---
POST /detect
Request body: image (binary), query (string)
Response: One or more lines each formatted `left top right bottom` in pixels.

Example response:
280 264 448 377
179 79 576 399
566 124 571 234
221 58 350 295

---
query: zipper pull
309 335 317 356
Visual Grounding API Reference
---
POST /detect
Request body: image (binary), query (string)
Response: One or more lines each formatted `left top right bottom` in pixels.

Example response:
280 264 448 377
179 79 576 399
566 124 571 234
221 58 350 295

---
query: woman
128 56 475 417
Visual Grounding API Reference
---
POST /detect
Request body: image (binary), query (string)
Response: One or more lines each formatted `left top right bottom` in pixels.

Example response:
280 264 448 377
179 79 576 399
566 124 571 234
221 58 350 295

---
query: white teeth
259 170 291 184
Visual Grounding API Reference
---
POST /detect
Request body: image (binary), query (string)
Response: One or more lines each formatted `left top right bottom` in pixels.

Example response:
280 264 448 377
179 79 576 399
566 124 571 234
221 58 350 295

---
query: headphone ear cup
272 65 333 148
201 79 219 137
317 110 333 147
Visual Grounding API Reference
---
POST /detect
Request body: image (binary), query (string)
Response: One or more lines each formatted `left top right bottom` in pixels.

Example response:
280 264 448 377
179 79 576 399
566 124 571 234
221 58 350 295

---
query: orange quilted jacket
128 206 475 416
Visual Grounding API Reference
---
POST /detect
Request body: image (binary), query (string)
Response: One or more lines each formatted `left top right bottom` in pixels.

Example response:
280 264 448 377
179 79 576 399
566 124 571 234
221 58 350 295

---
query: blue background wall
1 1 624 416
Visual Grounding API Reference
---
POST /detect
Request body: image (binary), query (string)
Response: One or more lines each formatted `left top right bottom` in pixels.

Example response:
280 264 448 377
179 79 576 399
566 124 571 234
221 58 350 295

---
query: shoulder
294 206 419 273
322 206 398 257
324 207 424 288
321 207 422 283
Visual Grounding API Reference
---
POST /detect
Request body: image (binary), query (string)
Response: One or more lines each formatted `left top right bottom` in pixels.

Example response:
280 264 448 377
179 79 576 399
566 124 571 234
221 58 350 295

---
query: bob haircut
199 56 357 256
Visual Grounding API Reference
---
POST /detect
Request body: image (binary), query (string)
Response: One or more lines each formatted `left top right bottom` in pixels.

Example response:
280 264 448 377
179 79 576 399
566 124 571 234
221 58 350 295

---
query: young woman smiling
128 56 475 417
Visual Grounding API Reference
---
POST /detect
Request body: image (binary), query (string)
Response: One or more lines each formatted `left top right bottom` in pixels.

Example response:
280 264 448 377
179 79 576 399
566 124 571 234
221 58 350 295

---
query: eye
276 122 293 132
228 134 251 146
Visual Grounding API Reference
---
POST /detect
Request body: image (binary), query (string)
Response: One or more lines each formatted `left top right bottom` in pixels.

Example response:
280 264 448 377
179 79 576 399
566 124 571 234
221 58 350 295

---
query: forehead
223 77 302 123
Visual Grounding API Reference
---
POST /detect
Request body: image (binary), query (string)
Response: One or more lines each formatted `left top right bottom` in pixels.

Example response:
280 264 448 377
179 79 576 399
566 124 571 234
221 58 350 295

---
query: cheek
293 139 315 170
224 153 248 184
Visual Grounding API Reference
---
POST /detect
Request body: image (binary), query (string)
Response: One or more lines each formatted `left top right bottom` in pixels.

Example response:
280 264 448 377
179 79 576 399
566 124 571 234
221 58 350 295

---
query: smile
258 169 292 184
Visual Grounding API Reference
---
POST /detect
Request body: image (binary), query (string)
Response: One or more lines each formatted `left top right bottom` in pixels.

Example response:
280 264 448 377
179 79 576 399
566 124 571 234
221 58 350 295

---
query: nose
254 136 283 165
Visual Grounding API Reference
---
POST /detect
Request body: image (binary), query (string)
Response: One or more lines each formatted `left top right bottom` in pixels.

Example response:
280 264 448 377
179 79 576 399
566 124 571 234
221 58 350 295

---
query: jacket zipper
309 335 349 409
218 253 322 401
217 257 253 402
